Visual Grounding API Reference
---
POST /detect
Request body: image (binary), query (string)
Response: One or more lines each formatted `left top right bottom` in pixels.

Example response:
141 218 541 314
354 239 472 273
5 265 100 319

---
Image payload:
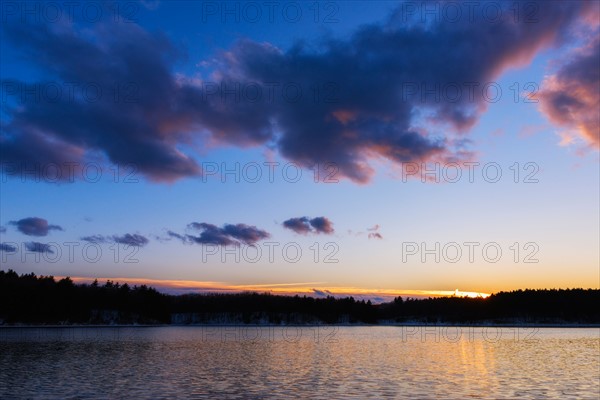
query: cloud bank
539 32 600 148
1 1 595 183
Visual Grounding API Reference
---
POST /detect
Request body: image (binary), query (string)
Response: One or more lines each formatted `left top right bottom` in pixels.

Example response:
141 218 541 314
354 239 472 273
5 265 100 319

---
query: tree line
0 270 598 325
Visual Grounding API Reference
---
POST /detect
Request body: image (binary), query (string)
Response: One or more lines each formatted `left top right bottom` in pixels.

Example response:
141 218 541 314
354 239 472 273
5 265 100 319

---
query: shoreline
1 323 599 328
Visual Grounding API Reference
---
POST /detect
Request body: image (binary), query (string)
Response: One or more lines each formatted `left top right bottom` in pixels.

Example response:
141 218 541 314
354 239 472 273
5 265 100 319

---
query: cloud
153 230 191 244
308 217 334 234
1 1 593 183
1 11 200 182
283 217 334 235
199 0 593 181
186 223 270 246
0 243 17 252
81 233 149 247
25 242 54 254
222 224 271 244
538 32 600 148
367 224 383 239
0 227 6 233
9 217 63 237
282 217 312 234
80 235 110 244
113 234 150 247
166 230 188 242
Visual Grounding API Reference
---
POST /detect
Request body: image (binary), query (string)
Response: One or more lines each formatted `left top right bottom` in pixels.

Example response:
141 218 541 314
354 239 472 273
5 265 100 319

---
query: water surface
1 326 598 399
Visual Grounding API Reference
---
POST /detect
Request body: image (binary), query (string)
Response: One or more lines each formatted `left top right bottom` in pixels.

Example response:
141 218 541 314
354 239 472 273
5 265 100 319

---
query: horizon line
56 275 494 301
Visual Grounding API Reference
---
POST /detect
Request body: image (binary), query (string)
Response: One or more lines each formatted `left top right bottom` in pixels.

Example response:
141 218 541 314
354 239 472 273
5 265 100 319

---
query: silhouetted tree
0 270 598 325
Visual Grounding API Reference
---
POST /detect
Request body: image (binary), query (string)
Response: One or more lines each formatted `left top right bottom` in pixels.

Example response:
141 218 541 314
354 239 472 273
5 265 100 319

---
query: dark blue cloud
0 243 17 252
308 217 334 234
283 217 334 234
282 217 312 234
80 235 109 244
1 11 200 182
9 217 63 237
25 242 54 254
113 234 149 247
186 223 270 246
166 231 189 243
81 234 149 247
1 1 593 182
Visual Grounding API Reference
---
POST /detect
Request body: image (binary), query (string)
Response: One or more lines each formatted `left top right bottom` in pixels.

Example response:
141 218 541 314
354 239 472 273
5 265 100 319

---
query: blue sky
0 1 598 301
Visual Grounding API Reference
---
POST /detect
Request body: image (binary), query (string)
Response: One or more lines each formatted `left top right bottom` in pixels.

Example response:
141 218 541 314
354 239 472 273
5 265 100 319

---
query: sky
0 0 599 302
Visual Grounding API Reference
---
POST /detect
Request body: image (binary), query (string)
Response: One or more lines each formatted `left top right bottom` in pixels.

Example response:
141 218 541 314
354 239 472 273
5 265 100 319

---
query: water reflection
0 327 598 399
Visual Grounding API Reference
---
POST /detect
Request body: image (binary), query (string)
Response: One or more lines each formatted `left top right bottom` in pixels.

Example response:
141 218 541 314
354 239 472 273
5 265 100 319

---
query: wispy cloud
81 233 150 247
367 224 383 240
24 242 54 254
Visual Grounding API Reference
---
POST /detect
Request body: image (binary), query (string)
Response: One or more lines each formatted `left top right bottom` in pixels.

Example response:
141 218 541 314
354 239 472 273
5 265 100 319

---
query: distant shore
1 322 599 328
3 272 599 327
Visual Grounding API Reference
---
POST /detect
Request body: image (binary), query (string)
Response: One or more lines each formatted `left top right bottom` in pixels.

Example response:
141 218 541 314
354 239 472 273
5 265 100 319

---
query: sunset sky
1 0 598 302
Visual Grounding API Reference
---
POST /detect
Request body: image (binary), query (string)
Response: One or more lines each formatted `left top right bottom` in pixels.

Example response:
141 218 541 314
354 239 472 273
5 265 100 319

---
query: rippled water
1 326 598 399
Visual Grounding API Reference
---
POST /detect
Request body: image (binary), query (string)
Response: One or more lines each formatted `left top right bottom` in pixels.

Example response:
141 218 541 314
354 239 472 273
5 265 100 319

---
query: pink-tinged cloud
283 217 334 235
539 33 600 148
1 1 595 183
367 224 383 239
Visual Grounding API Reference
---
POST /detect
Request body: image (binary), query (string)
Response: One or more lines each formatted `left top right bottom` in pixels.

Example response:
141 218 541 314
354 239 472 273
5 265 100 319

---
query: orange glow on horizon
60 275 491 301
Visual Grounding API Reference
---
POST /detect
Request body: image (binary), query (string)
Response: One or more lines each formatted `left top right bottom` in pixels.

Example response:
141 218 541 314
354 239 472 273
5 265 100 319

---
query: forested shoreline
1 270 598 325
